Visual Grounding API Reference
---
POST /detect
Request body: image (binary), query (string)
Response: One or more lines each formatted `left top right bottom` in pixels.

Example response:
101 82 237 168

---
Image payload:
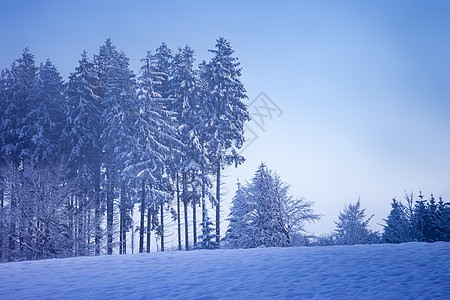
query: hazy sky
1 0 449 236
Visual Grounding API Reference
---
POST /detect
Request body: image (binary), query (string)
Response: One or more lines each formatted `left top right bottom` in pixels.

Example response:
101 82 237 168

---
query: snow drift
0 242 449 299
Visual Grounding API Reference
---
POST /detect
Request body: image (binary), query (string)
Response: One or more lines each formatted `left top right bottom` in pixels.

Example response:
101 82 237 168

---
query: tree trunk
160 204 164 252
9 186 16 262
216 162 221 245
146 206 151 253
106 169 114 255
139 179 145 253
192 195 197 246
119 198 123 255
183 172 189 250
74 196 78 256
176 172 181 251
0 188 3 261
87 210 91 254
94 163 101 256
146 185 153 253
202 180 206 233
77 196 83 256
69 196 74 257
120 182 127 255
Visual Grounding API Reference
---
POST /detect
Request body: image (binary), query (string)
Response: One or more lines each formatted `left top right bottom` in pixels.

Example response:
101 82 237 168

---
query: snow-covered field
0 242 449 299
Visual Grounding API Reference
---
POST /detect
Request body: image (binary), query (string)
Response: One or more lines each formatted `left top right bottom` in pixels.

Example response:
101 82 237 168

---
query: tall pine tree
200 37 250 245
20 59 66 164
126 50 181 253
63 50 102 256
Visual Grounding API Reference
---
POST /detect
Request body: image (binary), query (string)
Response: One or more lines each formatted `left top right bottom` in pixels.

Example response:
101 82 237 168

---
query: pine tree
0 69 6 160
200 37 250 245
0 69 8 261
63 50 102 256
436 197 450 241
152 42 173 99
194 211 218 250
99 41 138 255
422 194 440 242
334 199 379 245
124 50 181 252
412 192 427 242
169 45 211 249
0 49 38 261
225 163 319 248
20 60 65 164
1 48 38 166
382 199 412 243
224 182 253 248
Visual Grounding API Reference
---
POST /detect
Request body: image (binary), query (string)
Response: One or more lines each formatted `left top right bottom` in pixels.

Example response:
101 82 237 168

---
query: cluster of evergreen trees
313 193 450 247
1 38 448 262
382 192 450 243
0 37 249 262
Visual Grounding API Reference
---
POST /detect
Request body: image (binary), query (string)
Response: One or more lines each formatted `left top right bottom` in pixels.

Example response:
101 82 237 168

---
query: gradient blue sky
1 0 449 235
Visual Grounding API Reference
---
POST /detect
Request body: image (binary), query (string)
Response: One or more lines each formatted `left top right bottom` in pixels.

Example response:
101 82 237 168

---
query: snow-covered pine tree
0 70 8 168
20 59 66 164
169 45 211 249
100 46 137 255
0 72 3 260
382 198 412 243
225 163 319 248
151 42 177 252
200 37 250 245
436 197 450 241
124 50 181 253
334 199 379 245
152 42 173 99
1 48 38 167
95 39 121 255
224 182 253 248
411 192 427 242
422 194 441 242
194 210 218 250
0 49 38 261
63 50 102 256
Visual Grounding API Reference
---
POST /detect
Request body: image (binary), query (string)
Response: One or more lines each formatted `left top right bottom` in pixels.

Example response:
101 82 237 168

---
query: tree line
225 163 450 248
1 38 448 263
0 37 249 262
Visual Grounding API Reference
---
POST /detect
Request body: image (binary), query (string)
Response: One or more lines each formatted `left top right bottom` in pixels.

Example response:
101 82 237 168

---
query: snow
0 242 449 299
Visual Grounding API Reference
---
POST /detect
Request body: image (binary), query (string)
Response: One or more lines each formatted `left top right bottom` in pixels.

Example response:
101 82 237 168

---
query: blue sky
1 0 449 235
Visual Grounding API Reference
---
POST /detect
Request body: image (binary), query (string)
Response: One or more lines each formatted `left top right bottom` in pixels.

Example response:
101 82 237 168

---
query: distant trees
382 192 450 243
0 37 249 262
334 199 379 245
225 163 319 248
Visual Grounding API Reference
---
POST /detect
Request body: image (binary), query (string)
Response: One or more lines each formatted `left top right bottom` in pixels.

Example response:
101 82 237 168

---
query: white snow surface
0 242 449 299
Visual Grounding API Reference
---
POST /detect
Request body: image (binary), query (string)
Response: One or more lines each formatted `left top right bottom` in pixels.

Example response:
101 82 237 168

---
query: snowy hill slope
0 242 449 299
